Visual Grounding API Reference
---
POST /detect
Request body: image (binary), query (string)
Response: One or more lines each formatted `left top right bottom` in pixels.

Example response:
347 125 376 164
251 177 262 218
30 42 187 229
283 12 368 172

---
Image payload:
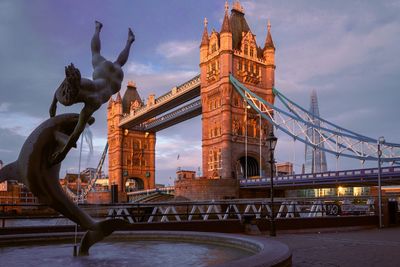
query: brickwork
200 2 275 180
86 191 111 204
107 83 156 202
174 177 239 200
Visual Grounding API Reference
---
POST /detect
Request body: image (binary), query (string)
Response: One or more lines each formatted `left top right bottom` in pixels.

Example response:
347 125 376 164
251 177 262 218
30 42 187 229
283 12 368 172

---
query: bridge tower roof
122 81 143 114
230 1 251 50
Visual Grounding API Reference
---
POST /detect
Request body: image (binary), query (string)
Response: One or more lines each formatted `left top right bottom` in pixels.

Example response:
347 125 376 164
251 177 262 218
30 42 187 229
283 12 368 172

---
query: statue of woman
49 21 134 164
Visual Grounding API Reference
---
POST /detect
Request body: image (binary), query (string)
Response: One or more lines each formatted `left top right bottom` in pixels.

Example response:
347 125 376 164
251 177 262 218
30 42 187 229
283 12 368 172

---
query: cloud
0 103 10 112
0 112 44 136
124 69 198 98
126 61 157 75
0 128 25 165
156 40 198 59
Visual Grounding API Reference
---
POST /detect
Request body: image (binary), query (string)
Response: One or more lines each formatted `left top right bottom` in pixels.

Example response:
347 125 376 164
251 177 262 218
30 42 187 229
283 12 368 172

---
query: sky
0 0 399 185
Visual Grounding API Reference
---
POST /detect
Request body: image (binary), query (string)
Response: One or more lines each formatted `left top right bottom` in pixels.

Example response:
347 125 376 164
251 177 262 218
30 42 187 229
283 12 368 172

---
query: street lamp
377 136 385 228
267 130 278 236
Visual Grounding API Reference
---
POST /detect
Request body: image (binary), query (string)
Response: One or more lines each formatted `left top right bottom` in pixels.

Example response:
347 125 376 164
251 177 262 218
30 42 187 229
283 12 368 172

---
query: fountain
0 21 291 266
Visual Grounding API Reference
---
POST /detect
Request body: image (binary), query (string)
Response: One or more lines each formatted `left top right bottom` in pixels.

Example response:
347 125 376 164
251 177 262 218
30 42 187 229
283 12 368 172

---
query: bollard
73 245 78 256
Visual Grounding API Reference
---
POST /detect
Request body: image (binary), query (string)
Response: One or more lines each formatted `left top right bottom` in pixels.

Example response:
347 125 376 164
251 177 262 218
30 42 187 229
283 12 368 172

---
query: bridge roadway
240 166 400 189
133 99 202 132
127 166 400 199
120 75 200 129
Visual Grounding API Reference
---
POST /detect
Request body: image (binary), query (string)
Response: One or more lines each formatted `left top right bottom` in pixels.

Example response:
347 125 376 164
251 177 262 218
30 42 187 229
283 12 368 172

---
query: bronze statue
0 21 135 255
49 21 135 165
0 114 129 255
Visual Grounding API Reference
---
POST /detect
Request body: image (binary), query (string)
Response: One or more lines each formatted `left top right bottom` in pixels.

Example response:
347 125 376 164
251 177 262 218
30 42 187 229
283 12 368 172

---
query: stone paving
272 227 400 267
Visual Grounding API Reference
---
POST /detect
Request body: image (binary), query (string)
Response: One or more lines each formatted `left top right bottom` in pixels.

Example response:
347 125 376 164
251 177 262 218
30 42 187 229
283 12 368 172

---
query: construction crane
63 143 108 203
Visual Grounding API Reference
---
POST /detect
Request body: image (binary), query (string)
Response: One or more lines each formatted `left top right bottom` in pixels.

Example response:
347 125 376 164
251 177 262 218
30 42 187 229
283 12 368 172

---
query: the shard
304 90 327 173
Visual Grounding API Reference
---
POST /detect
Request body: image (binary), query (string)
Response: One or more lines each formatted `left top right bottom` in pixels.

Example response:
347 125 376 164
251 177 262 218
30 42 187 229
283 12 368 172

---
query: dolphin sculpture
0 113 128 255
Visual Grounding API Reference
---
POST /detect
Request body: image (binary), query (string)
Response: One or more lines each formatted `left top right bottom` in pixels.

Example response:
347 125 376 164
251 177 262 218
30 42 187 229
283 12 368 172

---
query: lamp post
267 130 277 236
377 136 385 228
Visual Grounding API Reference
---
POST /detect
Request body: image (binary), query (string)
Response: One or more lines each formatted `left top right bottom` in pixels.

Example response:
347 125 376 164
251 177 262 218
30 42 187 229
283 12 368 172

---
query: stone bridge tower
107 81 156 202
200 1 275 180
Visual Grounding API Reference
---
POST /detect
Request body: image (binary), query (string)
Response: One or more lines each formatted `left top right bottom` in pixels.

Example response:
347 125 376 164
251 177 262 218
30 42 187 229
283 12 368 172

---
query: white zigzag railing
106 199 375 223
230 75 400 163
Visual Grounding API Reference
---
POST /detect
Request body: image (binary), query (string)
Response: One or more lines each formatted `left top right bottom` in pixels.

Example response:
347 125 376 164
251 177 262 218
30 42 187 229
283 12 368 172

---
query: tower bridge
105 1 400 202
119 75 201 128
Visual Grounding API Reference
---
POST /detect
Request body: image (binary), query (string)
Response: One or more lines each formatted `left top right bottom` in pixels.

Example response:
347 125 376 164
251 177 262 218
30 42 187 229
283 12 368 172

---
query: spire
115 92 122 103
232 1 244 14
107 96 114 109
200 17 209 46
220 1 231 33
264 19 275 50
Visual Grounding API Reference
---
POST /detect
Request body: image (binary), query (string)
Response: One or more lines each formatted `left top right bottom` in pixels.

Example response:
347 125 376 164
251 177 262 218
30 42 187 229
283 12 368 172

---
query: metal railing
1 196 393 228
240 166 400 187
120 75 200 124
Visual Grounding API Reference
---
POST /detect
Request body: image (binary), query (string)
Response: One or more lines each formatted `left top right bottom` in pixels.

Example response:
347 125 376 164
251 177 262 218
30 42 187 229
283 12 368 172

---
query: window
218 148 222 169
211 43 217 53
250 48 254 57
244 44 248 55
208 150 214 170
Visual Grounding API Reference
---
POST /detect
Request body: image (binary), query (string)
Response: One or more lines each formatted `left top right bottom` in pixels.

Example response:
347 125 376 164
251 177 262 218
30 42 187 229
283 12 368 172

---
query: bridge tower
107 81 156 202
200 1 275 180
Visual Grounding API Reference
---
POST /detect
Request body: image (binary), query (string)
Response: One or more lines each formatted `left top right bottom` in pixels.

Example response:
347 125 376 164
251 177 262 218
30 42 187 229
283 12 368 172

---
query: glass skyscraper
304 90 327 173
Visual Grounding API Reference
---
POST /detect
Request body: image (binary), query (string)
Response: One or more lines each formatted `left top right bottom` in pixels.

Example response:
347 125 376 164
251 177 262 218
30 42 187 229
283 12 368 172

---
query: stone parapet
174 178 239 200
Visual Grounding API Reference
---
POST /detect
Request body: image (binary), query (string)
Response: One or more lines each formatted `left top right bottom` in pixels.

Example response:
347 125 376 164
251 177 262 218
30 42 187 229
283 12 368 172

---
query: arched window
208 150 214 170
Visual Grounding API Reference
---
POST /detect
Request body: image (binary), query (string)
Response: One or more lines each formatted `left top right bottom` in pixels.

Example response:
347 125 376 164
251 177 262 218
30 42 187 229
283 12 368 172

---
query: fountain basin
0 231 291 267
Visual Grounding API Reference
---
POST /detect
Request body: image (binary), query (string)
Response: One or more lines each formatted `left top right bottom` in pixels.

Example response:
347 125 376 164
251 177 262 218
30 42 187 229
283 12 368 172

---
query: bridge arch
125 177 145 192
237 155 261 178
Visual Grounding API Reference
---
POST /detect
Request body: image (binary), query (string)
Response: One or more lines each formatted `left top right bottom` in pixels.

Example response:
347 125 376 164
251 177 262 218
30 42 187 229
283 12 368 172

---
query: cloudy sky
0 0 399 185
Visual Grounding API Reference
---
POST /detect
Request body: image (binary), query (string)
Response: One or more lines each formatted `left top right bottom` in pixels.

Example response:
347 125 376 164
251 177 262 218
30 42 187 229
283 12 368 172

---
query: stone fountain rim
0 230 291 267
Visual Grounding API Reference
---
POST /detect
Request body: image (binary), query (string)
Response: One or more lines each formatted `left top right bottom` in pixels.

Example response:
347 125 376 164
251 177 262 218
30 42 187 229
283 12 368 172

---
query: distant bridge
126 166 400 202
240 166 400 189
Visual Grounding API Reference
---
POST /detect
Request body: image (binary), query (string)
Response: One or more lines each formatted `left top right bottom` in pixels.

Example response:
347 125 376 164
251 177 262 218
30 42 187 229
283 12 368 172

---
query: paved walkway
273 227 400 267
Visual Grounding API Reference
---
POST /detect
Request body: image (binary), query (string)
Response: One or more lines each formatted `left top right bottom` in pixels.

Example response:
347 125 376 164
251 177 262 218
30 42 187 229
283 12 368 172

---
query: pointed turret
220 1 232 54
200 17 210 64
200 17 209 47
263 19 275 68
220 1 231 33
263 19 275 50
115 92 122 103
107 96 114 109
